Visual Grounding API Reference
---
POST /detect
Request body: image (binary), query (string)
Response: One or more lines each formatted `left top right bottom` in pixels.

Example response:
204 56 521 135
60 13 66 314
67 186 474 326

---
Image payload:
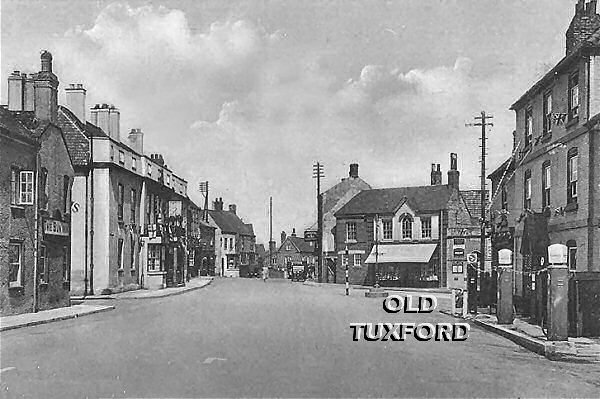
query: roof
511 24 600 110
335 185 453 217
460 190 489 220
244 223 255 236
0 107 38 145
57 107 90 166
208 210 254 236
281 235 315 254
322 176 371 215
255 244 266 256
488 157 515 181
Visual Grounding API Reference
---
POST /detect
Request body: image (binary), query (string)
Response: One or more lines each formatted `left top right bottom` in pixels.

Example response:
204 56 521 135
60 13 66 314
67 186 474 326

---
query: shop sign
44 219 69 237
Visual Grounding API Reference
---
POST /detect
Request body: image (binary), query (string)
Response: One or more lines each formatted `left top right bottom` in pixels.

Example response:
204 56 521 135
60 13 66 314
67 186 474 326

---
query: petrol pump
547 244 569 341
497 248 514 324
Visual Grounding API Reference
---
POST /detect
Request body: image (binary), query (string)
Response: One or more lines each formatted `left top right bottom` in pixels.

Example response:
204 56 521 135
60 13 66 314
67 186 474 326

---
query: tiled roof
281 236 315 254
0 107 37 145
57 107 89 166
244 223 255 236
335 185 453 216
208 210 254 236
460 190 489 220
322 176 371 215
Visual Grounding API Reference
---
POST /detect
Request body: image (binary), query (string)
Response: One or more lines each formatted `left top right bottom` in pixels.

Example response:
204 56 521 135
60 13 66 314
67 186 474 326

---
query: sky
1 0 576 245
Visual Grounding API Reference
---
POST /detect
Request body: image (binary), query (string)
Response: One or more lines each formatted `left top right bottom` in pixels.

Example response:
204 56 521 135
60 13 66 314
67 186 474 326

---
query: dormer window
525 107 533 147
569 72 579 121
401 216 413 240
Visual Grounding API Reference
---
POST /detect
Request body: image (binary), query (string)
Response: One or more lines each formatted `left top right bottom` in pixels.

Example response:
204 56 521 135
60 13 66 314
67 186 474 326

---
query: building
186 200 216 277
59 86 189 294
275 229 317 270
333 154 486 289
489 0 600 335
304 163 371 281
1 52 75 315
208 198 257 277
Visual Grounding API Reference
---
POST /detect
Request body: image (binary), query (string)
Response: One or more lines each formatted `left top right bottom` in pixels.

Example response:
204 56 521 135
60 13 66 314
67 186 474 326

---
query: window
525 107 533 147
543 91 553 134
382 220 393 240
569 73 579 120
62 246 69 282
567 148 578 204
130 238 135 273
147 162 152 176
166 175 171 186
110 145 114 161
501 184 508 210
523 170 531 210
63 175 70 214
567 240 577 270
542 161 551 209
353 253 361 267
401 216 412 239
346 222 357 241
452 261 464 274
342 254 348 267
421 217 432 239
19 171 34 205
10 167 19 205
118 183 124 221
118 238 124 269
39 245 48 284
148 244 162 271
118 150 125 165
9 242 23 288
40 168 48 210
224 238 228 250
286 244 291 251
130 189 137 224
132 157 137 171
230 238 234 249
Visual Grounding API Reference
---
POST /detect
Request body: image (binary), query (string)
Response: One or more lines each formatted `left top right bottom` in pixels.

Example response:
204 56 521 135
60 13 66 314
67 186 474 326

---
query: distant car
290 263 306 282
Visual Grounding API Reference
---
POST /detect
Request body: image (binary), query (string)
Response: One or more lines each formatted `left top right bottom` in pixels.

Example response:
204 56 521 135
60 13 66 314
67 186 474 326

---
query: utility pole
467 111 493 314
312 162 325 283
269 196 273 269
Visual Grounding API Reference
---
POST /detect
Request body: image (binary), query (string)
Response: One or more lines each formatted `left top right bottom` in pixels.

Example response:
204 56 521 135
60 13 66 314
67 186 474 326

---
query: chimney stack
281 231 287 244
65 83 86 122
108 105 120 141
349 163 359 178
213 198 224 211
229 204 237 214
128 128 144 154
566 0 600 55
447 153 460 190
23 74 35 111
33 51 59 123
7 71 24 111
291 228 296 237
430 163 442 185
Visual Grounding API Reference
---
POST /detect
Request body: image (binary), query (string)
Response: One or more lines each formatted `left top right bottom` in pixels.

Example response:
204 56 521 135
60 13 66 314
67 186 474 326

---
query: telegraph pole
467 111 493 314
269 196 273 269
312 162 325 283
199 181 209 222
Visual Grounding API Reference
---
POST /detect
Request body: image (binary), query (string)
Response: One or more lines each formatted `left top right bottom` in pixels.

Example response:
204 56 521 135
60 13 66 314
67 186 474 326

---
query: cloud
53 2 513 244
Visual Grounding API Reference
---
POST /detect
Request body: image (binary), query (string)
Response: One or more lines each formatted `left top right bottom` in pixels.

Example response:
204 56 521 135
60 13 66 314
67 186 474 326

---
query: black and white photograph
1 0 600 397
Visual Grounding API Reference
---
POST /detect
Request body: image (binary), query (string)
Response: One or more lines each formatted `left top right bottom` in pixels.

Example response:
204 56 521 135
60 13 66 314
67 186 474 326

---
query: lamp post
365 214 387 298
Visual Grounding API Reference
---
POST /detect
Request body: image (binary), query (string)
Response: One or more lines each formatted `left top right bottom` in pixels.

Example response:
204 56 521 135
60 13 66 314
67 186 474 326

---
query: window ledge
565 202 578 213
10 205 25 210
8 285 24 295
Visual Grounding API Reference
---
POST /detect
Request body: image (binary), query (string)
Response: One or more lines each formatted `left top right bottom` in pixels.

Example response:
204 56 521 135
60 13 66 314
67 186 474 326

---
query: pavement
0 304 115 332
2 278 599 398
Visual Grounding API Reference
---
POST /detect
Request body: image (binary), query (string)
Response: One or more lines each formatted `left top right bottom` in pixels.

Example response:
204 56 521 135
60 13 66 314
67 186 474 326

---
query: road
1 278 599 398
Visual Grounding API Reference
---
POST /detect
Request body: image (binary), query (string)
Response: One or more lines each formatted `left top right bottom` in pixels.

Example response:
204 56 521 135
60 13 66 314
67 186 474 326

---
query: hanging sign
44 219 69 237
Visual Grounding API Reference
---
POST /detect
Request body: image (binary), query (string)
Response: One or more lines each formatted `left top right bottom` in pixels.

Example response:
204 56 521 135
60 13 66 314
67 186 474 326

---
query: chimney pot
8 71 25 111
448 153 460 190
229 204 237 214
65 83 87 122
349 163 359 178
34 50 59 122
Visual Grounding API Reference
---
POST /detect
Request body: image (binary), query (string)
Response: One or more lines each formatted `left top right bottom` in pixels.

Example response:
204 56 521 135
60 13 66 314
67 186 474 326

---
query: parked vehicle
290 262 306 282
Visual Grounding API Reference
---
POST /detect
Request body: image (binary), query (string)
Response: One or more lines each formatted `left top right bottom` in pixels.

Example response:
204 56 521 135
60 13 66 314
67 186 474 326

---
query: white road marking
0 367 16 374
203 357 227 364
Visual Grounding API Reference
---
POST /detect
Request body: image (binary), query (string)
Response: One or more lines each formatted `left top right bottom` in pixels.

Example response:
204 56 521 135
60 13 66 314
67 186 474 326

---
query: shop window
148 244 162 272
9 242 23 288
567 148 578 204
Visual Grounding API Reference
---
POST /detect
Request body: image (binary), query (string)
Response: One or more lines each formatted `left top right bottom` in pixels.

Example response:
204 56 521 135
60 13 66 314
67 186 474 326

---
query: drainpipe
89 135 95 295
84 167 89 296
33 148 40 312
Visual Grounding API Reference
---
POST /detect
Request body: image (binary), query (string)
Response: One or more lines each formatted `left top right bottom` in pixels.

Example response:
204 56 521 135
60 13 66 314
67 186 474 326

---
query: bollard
547 244 569 341
497 249 514 324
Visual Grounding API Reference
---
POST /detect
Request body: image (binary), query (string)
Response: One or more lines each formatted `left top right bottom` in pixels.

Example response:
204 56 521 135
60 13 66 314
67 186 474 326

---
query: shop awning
365 244 437 264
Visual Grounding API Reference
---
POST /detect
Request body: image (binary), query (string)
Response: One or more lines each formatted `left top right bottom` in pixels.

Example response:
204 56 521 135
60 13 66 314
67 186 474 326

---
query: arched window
401 216 412 240
567 148 578 204
567 240 577 270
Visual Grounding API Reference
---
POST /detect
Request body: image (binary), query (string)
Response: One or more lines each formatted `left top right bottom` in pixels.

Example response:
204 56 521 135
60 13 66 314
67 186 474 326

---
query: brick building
275 229 317 270
186 200 216 277
1 52 74 315
489 0 600 334
334 154 486 289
